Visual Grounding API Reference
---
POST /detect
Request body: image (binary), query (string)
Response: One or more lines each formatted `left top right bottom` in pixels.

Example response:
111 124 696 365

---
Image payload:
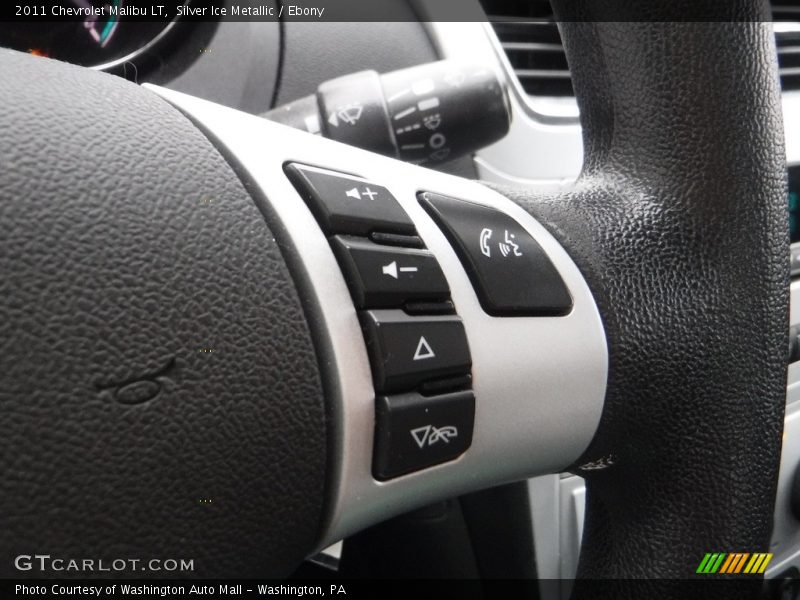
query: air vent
479 0 572 97
482 0 800 97
774 4 800 91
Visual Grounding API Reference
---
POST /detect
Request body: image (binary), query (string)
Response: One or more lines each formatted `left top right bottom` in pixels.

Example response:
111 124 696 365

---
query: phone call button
419 192 573 316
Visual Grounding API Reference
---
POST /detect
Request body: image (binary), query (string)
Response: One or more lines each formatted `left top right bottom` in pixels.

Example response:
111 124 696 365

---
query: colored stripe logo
696 553 773 574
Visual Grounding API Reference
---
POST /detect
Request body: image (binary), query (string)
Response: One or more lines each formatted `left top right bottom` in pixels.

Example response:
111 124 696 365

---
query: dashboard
4 3 799 595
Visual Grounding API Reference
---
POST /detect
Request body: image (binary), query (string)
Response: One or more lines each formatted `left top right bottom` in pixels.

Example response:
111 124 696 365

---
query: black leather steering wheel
0 1 789 598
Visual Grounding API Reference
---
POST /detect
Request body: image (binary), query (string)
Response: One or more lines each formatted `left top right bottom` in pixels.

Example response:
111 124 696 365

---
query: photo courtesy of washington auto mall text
15 583 348 598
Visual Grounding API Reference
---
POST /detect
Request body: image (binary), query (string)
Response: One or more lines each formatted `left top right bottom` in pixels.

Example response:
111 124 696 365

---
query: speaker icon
382 261 398 279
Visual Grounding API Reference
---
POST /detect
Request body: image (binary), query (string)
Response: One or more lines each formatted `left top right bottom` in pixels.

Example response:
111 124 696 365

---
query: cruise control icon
411 425 459 448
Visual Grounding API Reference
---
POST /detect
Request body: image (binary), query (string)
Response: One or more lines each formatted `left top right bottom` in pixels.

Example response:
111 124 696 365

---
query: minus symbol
394 106 417 120
400 267 419 273
401 144 425 150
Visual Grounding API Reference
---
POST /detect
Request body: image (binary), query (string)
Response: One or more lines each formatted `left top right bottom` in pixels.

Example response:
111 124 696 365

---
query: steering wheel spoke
152 84 609 547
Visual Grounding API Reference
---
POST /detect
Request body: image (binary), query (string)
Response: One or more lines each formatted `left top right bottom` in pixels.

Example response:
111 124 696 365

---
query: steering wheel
0 1 788 597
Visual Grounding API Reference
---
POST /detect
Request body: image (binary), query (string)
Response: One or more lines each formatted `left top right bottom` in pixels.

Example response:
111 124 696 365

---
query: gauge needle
69 0 121 48
68 0 103 46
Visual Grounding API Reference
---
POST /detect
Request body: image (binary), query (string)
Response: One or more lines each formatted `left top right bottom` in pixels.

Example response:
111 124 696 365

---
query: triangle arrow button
413 336 436 361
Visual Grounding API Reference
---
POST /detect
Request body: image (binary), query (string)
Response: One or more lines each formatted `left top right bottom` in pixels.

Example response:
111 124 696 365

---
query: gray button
360 310 471 394
331 236 450 308
419 192 572 316
373 390 475 480
286 163 415 236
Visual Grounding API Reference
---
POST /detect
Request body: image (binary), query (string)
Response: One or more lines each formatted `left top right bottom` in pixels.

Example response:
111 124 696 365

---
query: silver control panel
149 84 609 549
